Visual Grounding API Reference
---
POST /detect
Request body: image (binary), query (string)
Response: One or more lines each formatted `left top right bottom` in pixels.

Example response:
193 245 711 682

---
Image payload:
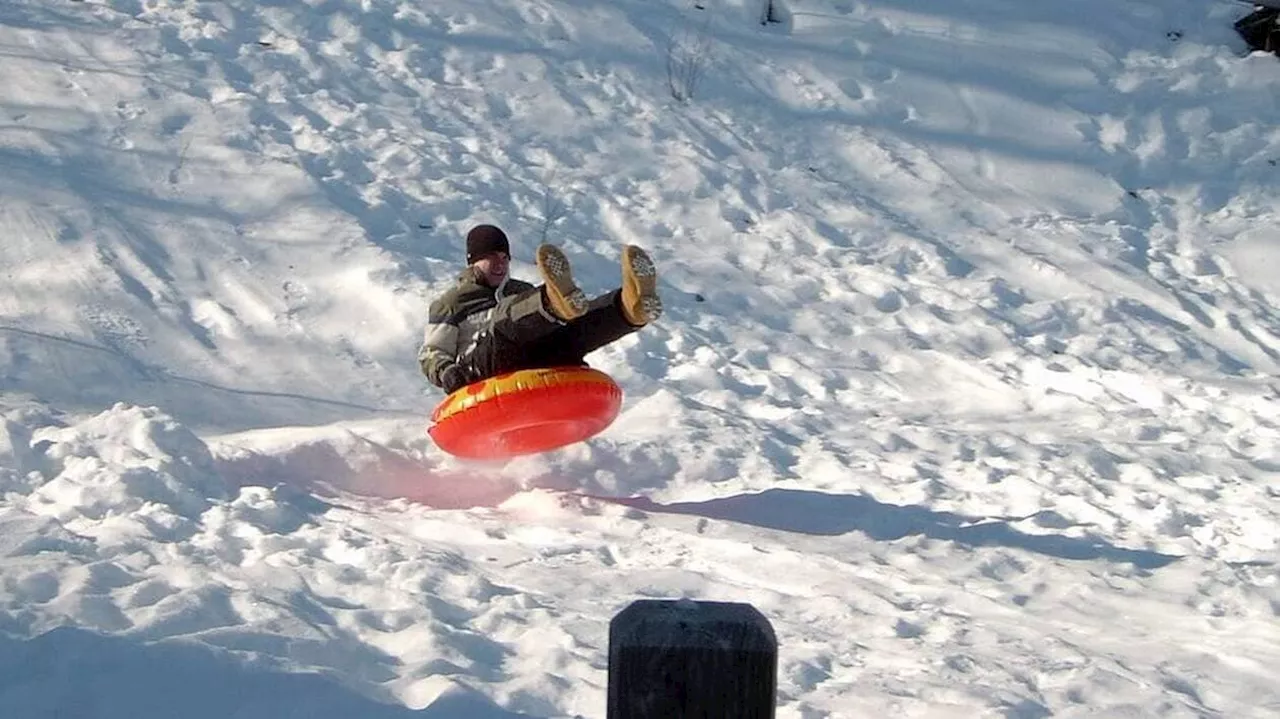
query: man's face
474 251 510 287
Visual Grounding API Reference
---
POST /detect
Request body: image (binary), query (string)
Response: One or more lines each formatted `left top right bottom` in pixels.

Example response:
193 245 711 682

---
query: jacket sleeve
418 298 460 387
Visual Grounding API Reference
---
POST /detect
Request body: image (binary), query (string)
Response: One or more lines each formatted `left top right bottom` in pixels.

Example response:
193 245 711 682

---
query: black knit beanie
465 224 510 264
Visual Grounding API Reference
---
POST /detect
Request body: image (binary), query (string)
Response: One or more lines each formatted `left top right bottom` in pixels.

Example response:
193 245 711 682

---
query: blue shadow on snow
617 489 1181 570
0 626 539 719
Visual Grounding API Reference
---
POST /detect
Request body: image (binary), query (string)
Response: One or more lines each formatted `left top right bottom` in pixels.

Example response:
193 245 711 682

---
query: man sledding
418 224 663 458
418 224 663 395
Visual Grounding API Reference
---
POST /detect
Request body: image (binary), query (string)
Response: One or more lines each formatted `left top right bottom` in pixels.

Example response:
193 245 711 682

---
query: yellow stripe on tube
431 367 616 424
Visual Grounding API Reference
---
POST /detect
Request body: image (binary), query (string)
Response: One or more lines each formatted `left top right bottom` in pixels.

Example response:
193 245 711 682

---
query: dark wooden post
1236 2 1280 56
607 599 778 719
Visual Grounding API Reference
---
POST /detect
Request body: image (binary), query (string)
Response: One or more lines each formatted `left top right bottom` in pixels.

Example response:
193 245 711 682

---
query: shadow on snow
617 488 1182 569
0 626 539 719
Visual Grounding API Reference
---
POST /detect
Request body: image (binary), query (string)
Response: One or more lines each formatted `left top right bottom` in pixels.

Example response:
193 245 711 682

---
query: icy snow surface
1 0 1278 716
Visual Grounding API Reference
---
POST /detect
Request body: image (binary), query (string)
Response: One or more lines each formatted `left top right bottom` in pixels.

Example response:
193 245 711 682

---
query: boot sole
536 245 588 320
622 245 662 324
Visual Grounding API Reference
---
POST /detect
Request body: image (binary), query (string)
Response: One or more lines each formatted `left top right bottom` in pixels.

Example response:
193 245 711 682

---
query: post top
609 599 778 651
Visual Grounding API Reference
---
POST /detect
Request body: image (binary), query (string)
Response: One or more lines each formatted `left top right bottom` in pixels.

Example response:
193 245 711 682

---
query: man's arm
418 300 461 388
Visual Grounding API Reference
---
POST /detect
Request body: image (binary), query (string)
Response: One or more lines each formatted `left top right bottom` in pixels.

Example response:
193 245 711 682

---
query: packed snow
2 0 1279 716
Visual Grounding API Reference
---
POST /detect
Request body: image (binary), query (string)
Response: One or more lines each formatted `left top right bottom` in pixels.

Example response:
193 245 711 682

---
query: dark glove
440 363 474 394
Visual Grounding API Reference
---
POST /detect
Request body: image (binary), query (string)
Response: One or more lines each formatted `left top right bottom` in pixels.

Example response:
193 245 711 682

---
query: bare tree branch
665 7 714 103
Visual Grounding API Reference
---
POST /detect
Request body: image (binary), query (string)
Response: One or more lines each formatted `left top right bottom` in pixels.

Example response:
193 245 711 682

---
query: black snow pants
463 286 640 380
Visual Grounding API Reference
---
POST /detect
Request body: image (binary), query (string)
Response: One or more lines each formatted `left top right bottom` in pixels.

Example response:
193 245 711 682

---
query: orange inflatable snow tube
429 366 623 459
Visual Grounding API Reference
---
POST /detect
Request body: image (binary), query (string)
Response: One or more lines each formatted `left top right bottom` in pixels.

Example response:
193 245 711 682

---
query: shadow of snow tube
428 367 623 459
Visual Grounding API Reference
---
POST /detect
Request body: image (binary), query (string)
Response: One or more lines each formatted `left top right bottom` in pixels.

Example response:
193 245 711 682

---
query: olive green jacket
417 268 548 388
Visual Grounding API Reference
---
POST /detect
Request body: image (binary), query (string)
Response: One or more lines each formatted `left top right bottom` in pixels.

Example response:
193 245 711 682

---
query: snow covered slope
1 0 1278 716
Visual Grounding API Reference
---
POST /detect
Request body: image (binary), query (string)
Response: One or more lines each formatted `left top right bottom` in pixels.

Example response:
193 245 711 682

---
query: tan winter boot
620 245 662 326
536 244 588 321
